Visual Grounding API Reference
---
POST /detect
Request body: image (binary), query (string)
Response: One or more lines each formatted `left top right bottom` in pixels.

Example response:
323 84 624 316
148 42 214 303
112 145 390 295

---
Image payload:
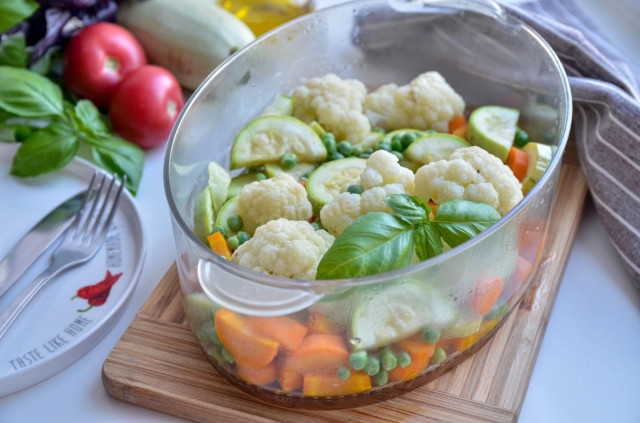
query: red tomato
64 23 147 109
109 65 184 149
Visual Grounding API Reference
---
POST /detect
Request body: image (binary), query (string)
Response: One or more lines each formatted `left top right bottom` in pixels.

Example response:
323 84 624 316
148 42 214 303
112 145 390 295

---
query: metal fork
0 172 126 340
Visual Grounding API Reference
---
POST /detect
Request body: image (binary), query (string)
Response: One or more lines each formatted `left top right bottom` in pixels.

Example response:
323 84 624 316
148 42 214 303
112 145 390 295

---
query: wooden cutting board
102 155 587 422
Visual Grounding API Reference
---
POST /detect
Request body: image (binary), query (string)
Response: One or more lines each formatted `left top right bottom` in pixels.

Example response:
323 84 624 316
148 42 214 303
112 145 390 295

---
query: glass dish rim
162 0 573 292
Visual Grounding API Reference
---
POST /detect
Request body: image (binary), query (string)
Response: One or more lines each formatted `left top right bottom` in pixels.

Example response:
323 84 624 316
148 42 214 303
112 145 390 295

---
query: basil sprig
316 195 500 280
0 66 144 194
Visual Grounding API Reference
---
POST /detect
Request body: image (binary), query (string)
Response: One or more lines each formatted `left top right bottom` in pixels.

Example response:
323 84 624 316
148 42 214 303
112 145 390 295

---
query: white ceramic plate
0 143 146 397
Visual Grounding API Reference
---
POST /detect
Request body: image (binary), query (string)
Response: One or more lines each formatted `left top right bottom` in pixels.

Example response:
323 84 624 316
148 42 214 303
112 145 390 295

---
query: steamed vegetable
117 0 255 90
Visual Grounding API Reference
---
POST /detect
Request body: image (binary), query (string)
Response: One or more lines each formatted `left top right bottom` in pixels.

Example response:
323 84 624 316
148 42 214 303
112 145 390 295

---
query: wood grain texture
103 162 588 423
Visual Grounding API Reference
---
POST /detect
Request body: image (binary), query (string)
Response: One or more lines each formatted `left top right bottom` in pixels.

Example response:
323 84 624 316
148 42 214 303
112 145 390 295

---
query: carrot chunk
448 114 467 133
506 147 529 182
452 318 499 352
245 315 308 352
289 334 349 374
214 309 279 367
472 278 504 315
237 360 277 386
207 232 232 259
388 335 436 381
303 372 371 396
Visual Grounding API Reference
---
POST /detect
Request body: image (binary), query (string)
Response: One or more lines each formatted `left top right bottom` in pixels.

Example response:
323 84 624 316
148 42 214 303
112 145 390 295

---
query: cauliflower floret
320 151 413 236
364 71 465 133
319 192 361 236
237 173 312 234
414 146 523 215
293 73 370 143
232 219 334 280
360 150 414 193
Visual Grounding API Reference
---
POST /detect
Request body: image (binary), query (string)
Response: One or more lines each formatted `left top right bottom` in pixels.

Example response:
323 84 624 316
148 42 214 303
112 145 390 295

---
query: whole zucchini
117 0 255 90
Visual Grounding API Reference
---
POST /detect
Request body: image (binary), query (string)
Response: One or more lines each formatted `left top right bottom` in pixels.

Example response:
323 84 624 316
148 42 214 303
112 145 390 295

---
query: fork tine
64 172 99 240
76 173 107 241
91 174 126 243
84 174 117 243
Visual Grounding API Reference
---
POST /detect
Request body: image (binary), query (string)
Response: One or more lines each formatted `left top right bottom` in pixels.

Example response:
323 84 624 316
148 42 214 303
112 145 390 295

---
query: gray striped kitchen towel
505 0 640 291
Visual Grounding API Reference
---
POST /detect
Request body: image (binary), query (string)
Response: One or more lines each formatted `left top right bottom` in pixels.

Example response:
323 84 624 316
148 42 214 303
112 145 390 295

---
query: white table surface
1 1 639 422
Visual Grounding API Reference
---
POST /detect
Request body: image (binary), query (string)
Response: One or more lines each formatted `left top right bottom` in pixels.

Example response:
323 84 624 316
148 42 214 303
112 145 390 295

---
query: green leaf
11 120 78 176
30 46 63 76
432 199 500 248
0 33 28 68
0 0 39 33
85 134 144 195
316 213 413 280
414 224 443 261
75 100 110 134
385 194 430 225
0 66 63 117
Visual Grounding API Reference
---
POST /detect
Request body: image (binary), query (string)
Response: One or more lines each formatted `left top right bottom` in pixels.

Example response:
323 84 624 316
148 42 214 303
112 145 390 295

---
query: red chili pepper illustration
71 270 123 312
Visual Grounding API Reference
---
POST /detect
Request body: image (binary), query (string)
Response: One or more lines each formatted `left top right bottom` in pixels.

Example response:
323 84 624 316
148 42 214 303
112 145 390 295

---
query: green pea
391 134 402 144
347 184 364 195
364 356 381 376
391 139 403 152
281 152 297 170
352 146 363 157
359 153 371 159
226 235 239 250
303 171 312 179
363 148 374 155
338 141 353 156
372 127 386 134
221 347 235 363
349 350 367 371
397 351 412 368
374 370 389 386
227 215 243 232
381 347 397 371
211 225 227 238
310 222 320 230
236 231 251 245
337 366 351 381
422 326 441 344
401 132 417 149
255 172 267 181
328 152 345 161
514 129 530 147
431 347 447 364
375 143 392 152
392 151 404 160
321 132 335 142
323 137 337 154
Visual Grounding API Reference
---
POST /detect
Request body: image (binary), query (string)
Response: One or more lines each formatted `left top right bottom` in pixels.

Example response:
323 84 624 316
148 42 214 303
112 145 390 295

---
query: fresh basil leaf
385 194 430 225
316 212 413 280
0 66 63 117
75 100 110 134
432 199 500 248
85 134 144 195
0 0 39 33
0 33 28 68
11 120 78 176
30 46 63 76
414 224 443 261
